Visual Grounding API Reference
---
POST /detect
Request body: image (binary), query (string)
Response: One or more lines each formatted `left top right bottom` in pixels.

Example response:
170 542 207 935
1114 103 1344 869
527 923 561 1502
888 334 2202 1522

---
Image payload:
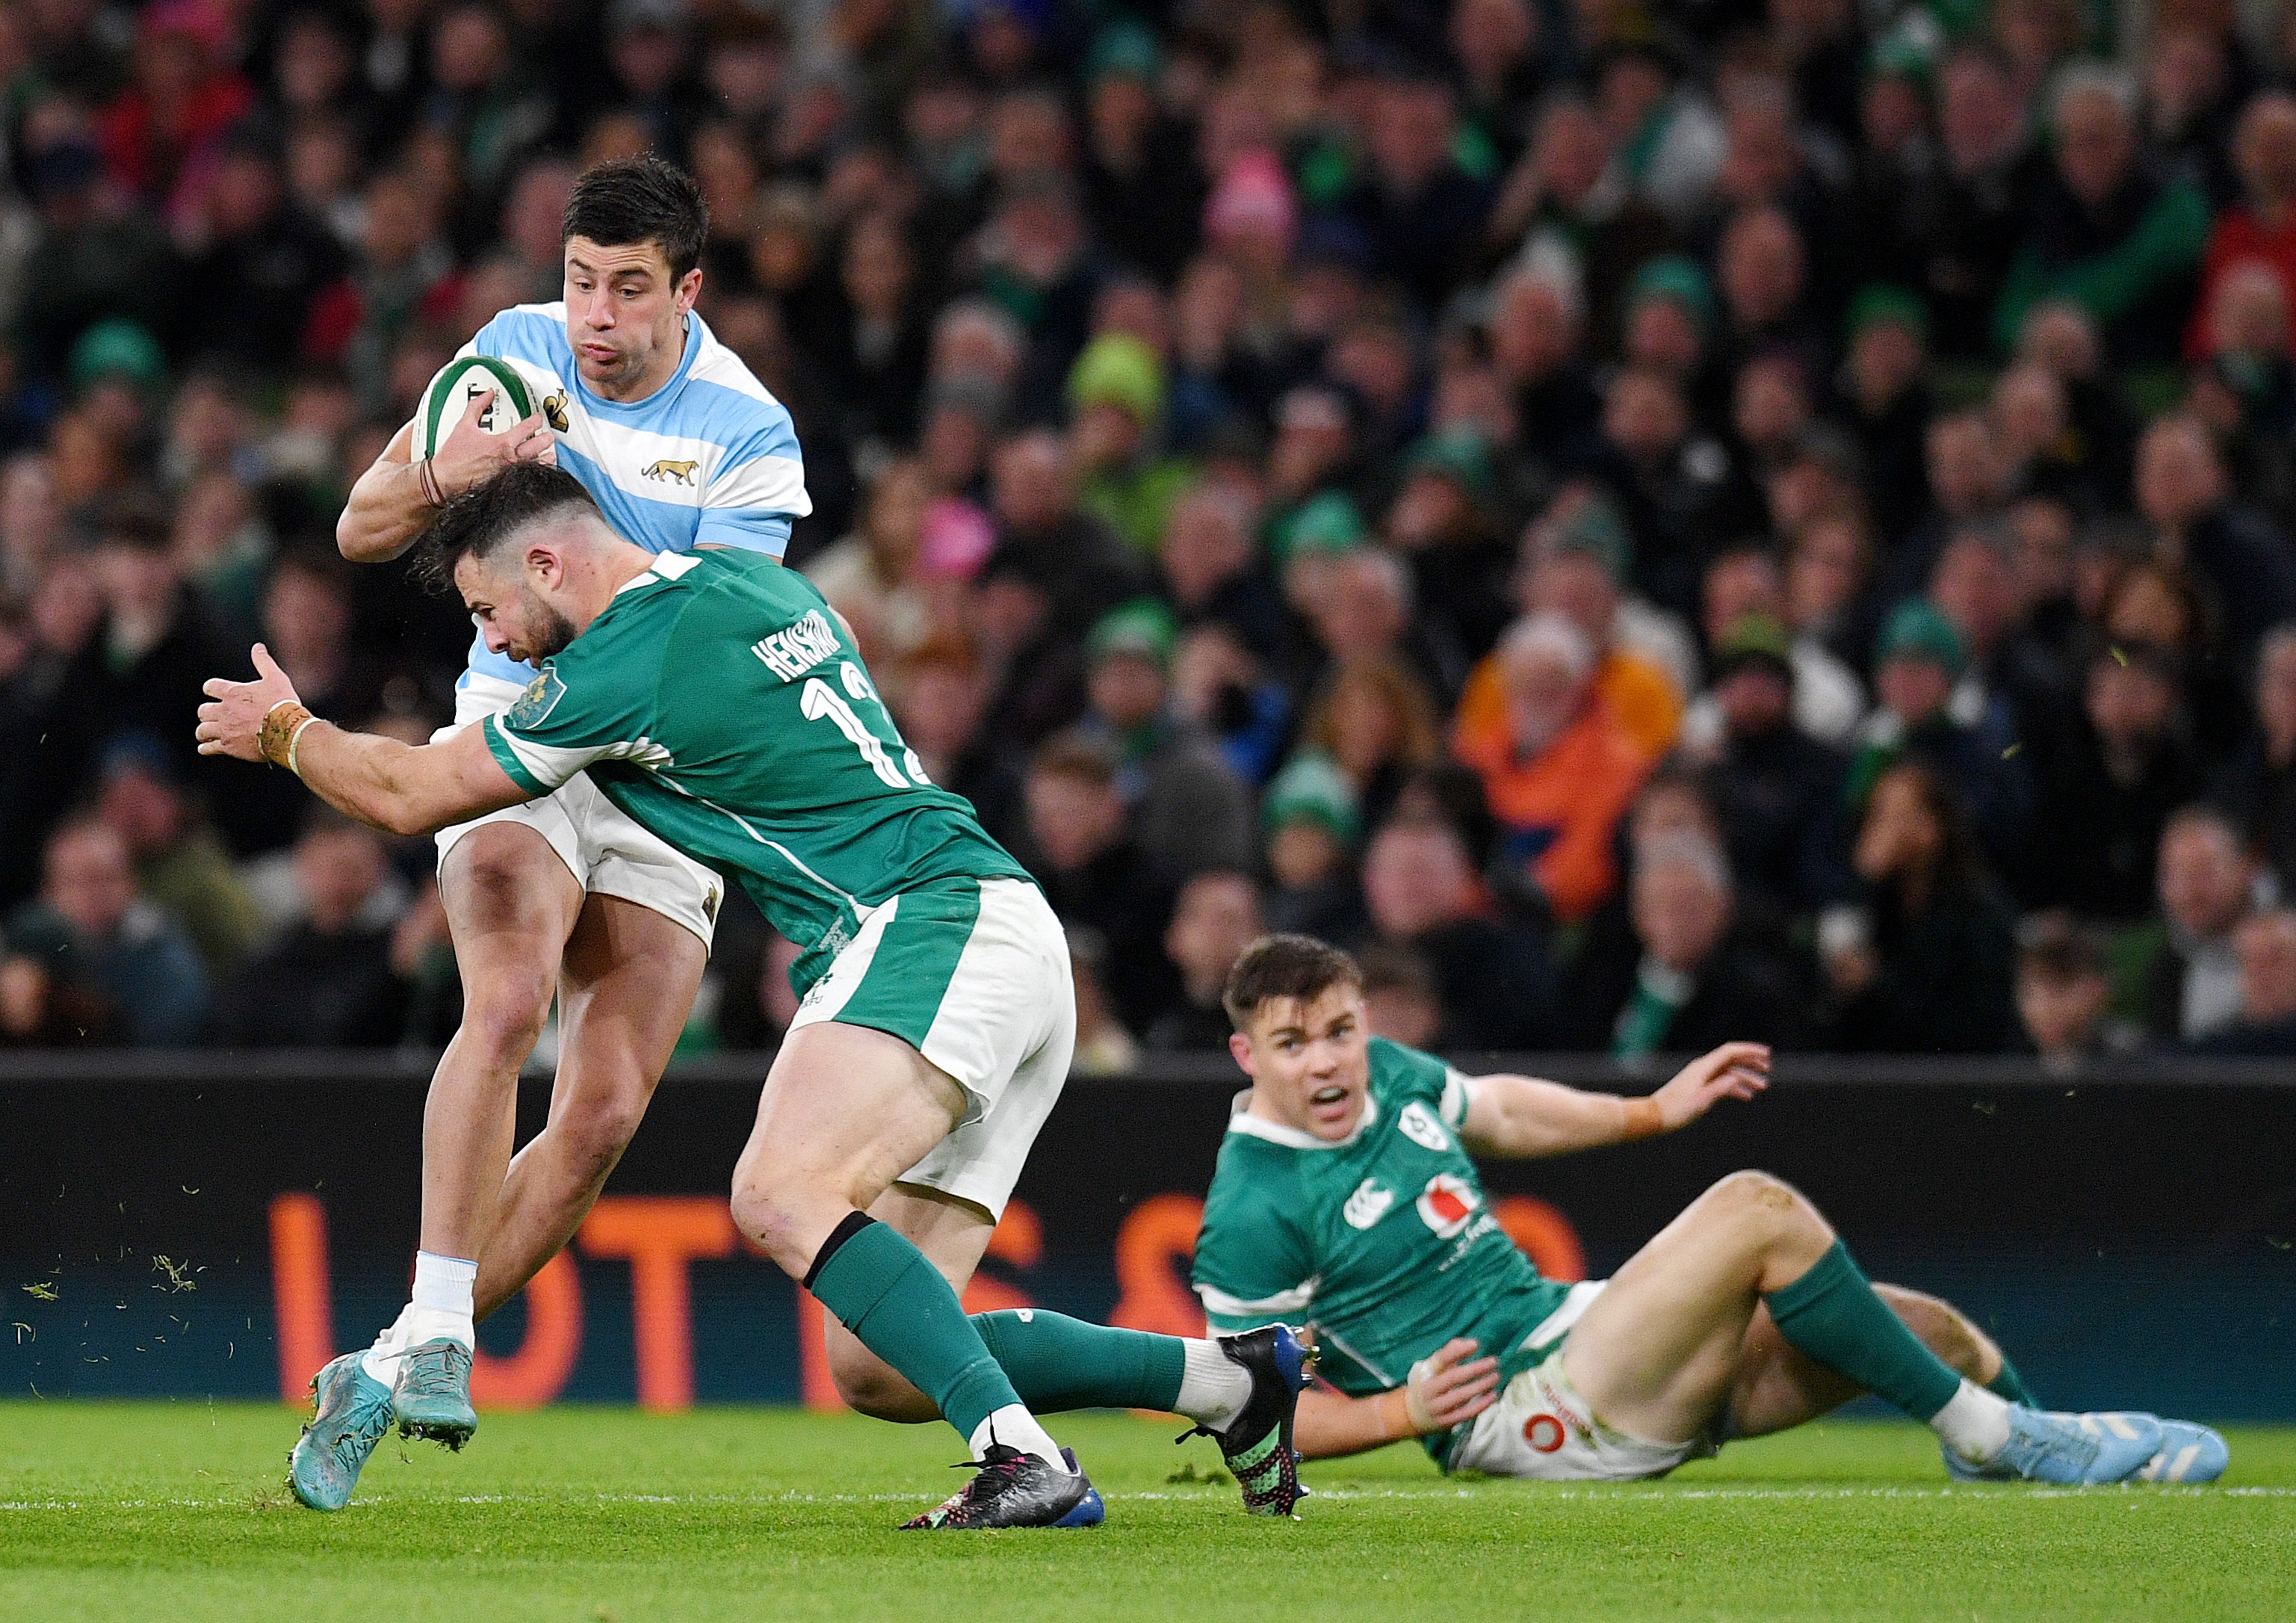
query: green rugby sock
1765 1241 1965 1420
805 1216 1021 1443
1987 1352 2035 1406
970 1310 1186 1413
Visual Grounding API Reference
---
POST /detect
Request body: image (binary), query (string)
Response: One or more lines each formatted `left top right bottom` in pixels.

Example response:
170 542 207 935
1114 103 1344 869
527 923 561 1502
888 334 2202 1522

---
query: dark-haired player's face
456 549 577 667
563 235 703 398
1231 984 1373 1141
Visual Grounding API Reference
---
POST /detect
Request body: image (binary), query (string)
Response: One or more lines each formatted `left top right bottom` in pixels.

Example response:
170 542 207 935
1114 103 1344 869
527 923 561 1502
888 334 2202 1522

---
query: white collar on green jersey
614 550 704 597
1226 1087 1381 1151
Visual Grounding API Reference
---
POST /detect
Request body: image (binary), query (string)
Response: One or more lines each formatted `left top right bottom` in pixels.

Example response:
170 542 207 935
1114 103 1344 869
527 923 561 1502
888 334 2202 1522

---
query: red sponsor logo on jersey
1415 1173 1482 1237
1523 1413 1567 1453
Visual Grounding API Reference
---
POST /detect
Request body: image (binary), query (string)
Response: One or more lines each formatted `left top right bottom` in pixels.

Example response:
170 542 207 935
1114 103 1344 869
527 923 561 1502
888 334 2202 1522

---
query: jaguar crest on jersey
643 458 702 485
541 391 570 431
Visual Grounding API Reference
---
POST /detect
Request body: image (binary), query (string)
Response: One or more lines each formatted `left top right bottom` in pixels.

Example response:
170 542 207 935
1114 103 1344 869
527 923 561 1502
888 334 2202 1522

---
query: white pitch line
2 1485 2288 1512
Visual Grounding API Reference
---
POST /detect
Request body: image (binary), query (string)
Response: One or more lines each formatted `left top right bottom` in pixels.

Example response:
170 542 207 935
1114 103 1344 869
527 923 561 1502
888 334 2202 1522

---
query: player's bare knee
458 973 552 1067
1704 1171 1828 1245
728 1181 817 1276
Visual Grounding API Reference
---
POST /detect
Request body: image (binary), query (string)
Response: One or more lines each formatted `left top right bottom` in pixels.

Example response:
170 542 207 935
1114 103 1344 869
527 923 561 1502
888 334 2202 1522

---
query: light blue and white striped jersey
451 303 810 690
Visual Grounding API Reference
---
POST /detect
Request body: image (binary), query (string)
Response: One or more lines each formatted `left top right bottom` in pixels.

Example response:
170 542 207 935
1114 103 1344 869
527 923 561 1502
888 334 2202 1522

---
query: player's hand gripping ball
413 355 561 499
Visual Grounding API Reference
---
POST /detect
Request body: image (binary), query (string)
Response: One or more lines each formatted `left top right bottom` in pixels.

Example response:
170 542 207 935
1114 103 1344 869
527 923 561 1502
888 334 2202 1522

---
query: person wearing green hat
1385 428 1502 554
1847 599 2032 867
68 318 167 394
1840 282 1934 528
1078 596 1255 877
1623 255 1714 386
1081 22 1201 282
1261 752 1370 939
1070 331 1194 553
1266 486 1370 624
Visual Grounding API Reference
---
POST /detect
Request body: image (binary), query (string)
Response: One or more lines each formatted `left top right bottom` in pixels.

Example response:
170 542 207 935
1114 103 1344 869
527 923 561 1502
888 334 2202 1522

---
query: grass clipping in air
0 1404 2292 1622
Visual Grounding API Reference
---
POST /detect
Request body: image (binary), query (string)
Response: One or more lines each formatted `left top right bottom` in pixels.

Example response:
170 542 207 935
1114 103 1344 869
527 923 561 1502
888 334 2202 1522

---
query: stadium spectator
2017 912 2137 1070
1994 64 2210 364
1065 924 1138 1077
1821 758 2020 1053
1684 542 1863 749
2133 804 2264 1045
1074 598 1254 879
1021 732 1177 1036
2214 624 2296 887
1293 655 1443 840
7 818 208 1045
1452 611 1654 924
1259 753 1367 943
1848 599 2032 874
2185 905 2296 1054
91 731 256 974
210 810 411 1048
2029 643 2206 919
2189 91 2296 360
1355 940 1444 1050
1146 871 1263 1053
1573 831 1807 1058
802 457 933 670
2132 414 2296 649
1686 613 1853 910
1357 814 1554 1050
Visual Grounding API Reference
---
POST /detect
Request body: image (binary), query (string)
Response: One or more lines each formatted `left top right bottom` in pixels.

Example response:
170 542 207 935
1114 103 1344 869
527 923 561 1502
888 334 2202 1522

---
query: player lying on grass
198 464 1314 1529
1193 934 2229 1486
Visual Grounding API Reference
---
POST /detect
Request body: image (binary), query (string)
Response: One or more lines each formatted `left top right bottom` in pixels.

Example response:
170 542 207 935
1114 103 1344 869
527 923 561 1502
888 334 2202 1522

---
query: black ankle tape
802 1211 879 1291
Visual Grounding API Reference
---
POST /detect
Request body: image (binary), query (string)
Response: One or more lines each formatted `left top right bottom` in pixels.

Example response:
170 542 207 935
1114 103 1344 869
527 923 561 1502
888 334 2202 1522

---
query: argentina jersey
453 302 810 690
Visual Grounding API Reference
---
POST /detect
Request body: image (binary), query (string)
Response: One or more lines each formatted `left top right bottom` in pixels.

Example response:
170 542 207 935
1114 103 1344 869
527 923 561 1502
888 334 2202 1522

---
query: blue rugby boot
287 1352 395 1511
1983 1408 2163 1485
1050 1449 1106 1527
392 1338 477 1449
1178 1324 1316 1516
2135 1420 2230 1484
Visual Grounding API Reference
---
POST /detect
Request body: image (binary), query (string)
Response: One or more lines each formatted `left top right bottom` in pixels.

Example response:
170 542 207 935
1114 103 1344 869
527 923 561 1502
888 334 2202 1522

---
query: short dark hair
563 153 708 281
1028 729 1118 789
410 463 602 594
1222 933 1363 1030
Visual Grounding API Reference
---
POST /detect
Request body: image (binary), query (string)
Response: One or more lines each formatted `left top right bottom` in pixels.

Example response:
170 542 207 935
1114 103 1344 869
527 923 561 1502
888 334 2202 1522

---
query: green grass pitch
3 1404 2293 1622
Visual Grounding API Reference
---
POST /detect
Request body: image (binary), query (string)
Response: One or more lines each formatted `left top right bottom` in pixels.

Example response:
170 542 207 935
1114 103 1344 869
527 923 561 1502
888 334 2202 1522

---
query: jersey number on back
799 661 933 791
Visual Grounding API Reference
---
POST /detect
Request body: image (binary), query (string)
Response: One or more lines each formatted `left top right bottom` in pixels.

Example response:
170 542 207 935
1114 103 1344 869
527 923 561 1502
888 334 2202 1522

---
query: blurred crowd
12 0 2296 1064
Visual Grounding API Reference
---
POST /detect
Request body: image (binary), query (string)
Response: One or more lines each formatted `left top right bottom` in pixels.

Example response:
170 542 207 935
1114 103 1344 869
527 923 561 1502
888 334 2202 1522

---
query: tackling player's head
1224 933 1373 1140
560 153 707 399
415 463 630 664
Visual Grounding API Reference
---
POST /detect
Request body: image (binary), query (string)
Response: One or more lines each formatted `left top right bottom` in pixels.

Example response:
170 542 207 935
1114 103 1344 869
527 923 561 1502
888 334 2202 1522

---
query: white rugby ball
411 355 565 459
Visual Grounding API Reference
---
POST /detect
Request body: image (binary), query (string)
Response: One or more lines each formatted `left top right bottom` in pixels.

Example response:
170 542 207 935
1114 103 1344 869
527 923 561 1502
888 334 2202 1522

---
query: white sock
1176 1338 1253 1432
359 1305 414 1384
403 1251 478 1351
968 1405 1068 1473
1930 1379 2015 1463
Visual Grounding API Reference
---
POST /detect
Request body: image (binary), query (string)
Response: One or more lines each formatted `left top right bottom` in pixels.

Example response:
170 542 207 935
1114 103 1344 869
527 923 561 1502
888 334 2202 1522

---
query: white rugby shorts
1443 1281 1719 1481
434 670 725 948
787 876 1074 1219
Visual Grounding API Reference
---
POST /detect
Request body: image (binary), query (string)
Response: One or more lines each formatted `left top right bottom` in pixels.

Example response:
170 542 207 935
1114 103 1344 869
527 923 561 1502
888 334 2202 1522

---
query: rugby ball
411 355 564 459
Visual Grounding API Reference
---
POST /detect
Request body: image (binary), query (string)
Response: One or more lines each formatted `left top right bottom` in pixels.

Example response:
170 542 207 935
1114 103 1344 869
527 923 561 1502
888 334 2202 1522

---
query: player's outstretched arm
1458 1042 1771 1159
337 392 556 563
1294 1338 1500 1459
197 645 533 835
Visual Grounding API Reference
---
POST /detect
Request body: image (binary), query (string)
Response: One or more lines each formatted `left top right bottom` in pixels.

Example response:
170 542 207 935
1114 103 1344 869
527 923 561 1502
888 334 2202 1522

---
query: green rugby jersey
1192 1037 1575 1455
480 547 1032 992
